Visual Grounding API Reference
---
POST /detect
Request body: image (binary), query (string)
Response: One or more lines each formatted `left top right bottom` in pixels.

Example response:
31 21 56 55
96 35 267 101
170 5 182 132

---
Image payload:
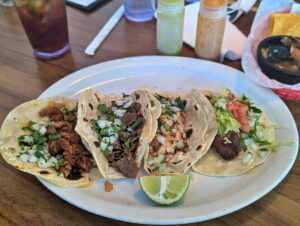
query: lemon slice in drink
139 175 190 205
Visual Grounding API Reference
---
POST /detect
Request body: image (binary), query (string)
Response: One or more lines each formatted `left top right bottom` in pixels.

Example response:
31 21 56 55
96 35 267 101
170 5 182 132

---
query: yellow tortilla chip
270 14 300 37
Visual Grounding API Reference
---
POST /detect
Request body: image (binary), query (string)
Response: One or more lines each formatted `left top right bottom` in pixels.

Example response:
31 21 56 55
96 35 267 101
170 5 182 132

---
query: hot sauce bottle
195 0 227 61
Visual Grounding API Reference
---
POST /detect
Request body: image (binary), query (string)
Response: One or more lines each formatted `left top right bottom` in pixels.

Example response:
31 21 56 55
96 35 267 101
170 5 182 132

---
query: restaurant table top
0 0 299 225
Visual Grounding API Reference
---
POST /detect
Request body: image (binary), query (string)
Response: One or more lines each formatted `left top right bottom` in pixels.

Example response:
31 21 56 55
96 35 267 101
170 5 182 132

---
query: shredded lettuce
215 108 241 136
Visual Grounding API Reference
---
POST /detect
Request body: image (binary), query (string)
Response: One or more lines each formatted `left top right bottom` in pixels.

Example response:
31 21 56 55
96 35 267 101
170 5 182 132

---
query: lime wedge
139 175 190 205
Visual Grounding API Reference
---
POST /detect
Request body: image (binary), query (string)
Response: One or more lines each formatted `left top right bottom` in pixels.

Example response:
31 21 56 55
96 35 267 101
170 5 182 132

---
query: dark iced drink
13 0 70 60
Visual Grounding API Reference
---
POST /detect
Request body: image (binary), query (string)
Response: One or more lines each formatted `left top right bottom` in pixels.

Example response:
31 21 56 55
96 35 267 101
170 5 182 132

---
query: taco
75 89 153 179
0 97 100 187
192 89 276 176
144 91 214 175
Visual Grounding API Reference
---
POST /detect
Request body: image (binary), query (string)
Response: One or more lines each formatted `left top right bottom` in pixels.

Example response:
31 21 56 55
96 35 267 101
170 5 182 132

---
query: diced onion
101 141 108 150
23 136 34 144
243 152 253 164
124 100 133 109
158 154 165 161
20 154 29 162
49 156 58 164
148 158 154 165
114 118 121 125
109 135 117 144
39 126 47 135
38 158 47 168
157 135 166 144
171 106 181 112
31 124 42 131
176 141 185 149
102 137 110 143
159 163 167 171
29 155 38 163
27 149 34 155
97 120 107 129
114 109 126 117
115 100 124 106
258 150 268 158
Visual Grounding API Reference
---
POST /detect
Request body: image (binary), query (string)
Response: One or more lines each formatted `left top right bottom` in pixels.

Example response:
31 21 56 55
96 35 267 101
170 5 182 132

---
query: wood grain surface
0 0 299 225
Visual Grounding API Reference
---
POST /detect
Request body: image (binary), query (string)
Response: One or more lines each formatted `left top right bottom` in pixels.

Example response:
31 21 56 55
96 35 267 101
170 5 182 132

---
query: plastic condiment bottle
157 0 185 55
195 0 227 61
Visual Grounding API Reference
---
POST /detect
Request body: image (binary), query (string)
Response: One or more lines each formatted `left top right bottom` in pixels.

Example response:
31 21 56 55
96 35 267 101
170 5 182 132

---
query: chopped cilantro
55 158 65 170
259 140 271 146
155 94 170 104
125 137 132 148
33 132 47 144
130 117 144 130
60 107 70 114
241 138 247 151
18 135 34 145
91 119 98 128
98 104 110 114
122 93 130 98
22 121 35 132
174 97 185 110
102 148 112 158
238 94 262 113
34 150 44 158
158 119 170 131
48 134 61 140
259 148 269 152
99 127 108 136
150 100 155 107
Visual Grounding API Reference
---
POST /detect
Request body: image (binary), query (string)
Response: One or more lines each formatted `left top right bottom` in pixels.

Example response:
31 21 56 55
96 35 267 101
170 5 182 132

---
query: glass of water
0 0 13 7
122 0 155 22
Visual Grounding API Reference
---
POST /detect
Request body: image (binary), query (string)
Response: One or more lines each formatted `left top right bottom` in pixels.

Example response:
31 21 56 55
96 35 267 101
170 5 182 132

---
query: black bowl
257 35 300 85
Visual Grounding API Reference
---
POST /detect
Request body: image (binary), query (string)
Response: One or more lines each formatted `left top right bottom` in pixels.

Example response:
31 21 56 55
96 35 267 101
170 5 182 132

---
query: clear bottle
195 0 227 61
157 0 185 55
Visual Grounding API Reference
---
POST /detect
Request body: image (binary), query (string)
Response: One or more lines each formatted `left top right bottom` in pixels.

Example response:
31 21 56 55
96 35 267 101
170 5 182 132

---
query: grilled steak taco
193 89 275 176
0 97 100 187
75 89 153 179
144 91 215 175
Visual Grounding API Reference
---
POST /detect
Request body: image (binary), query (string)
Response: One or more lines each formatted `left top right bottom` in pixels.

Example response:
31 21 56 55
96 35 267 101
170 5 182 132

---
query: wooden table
0 1 299 225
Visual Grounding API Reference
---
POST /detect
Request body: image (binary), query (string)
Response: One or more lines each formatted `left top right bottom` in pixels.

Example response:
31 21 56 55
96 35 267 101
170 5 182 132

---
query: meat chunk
115 155 138 178
53 121 73 132
121 112 138 126
39 105 64 122
47 126 57 135
213 131 241 160
119 131 130 142
128 102 141 113
48 138 70 155
60 161 72 178
150 138 161 152
39 105 94 180
77 156 94 172
61 132 81 144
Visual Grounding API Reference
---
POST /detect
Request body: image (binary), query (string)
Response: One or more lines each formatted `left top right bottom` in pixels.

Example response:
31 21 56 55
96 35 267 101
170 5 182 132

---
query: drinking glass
13 0 70 60
122 0 155 22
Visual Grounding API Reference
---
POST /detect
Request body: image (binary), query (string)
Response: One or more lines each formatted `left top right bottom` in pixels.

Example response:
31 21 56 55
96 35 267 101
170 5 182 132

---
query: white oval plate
38 56 298 225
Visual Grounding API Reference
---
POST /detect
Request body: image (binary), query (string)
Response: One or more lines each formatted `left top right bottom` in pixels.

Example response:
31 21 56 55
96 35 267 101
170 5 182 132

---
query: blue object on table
122 0 155 22
186 0 200 3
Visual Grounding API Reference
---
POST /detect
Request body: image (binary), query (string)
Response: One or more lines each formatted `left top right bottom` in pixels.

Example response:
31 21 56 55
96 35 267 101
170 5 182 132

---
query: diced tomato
227 100 250 133
105 181 113 192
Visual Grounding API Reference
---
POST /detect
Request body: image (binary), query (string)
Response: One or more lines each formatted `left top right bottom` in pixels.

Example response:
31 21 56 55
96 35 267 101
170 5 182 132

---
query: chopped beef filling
39 105 93 180
109 102 144 178
213 131 241 160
